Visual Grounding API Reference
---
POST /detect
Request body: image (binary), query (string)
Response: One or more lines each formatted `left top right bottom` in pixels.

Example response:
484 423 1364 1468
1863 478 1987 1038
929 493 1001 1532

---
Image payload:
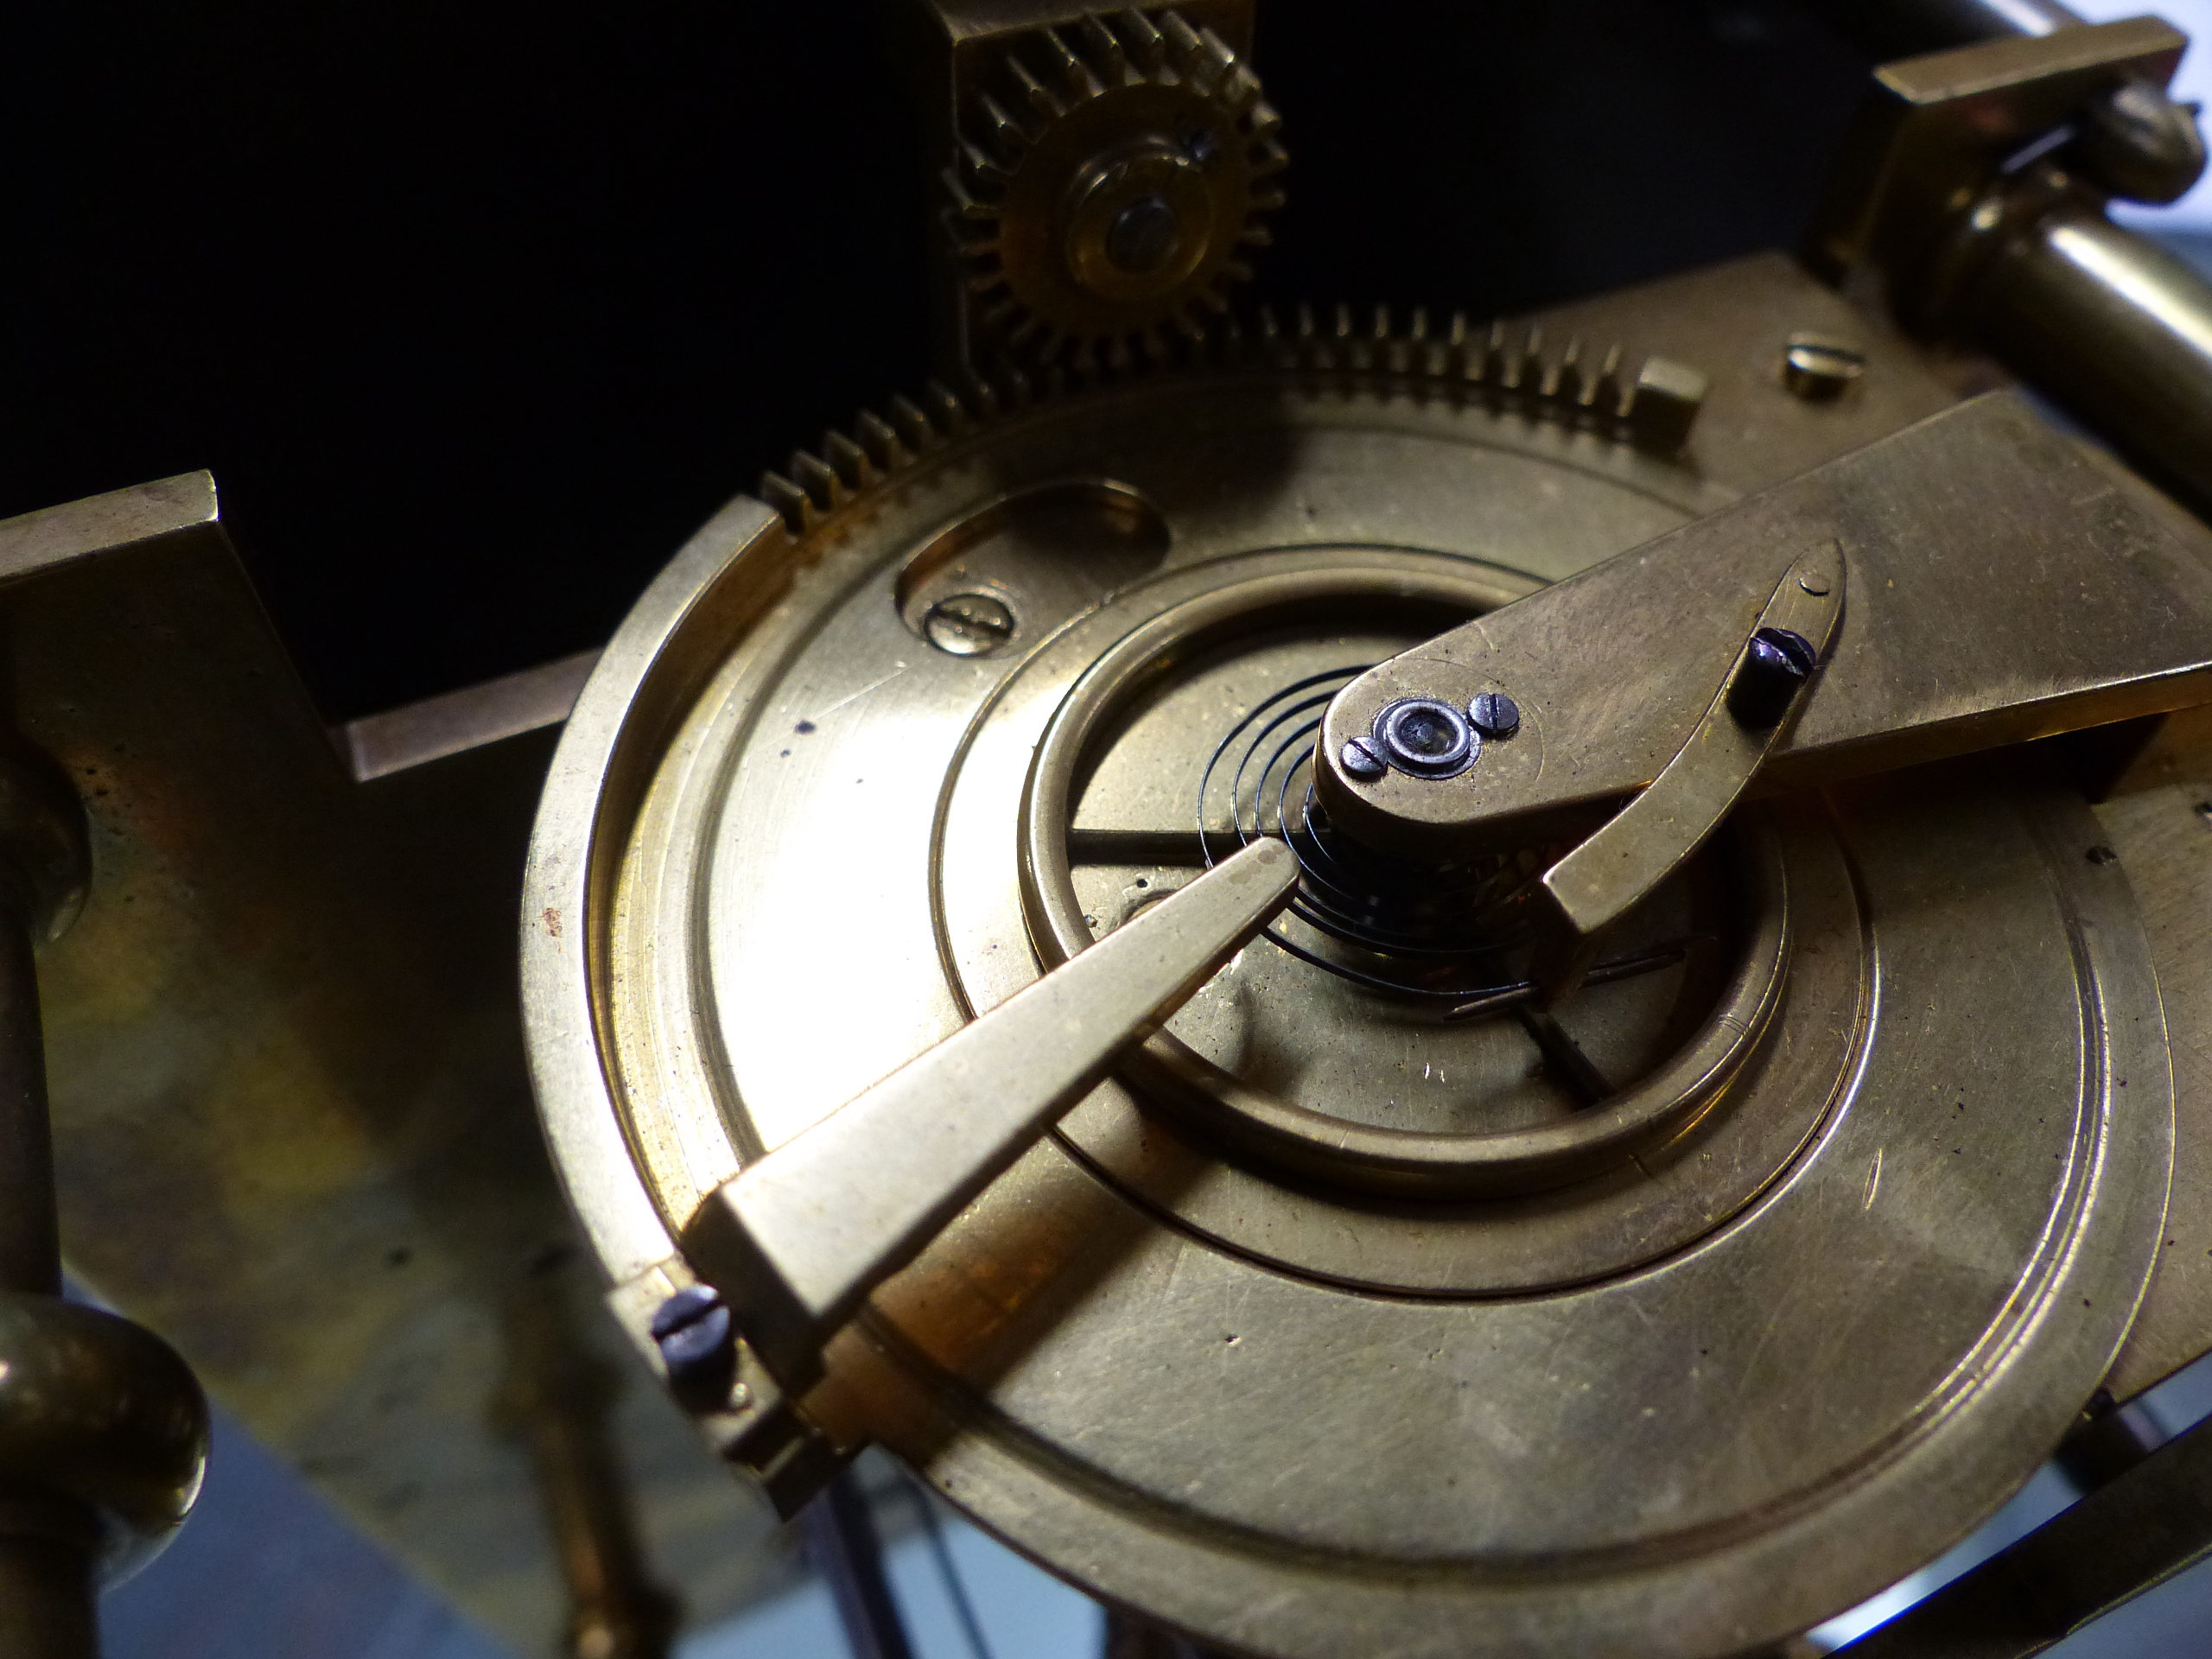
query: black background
3 2 1869 720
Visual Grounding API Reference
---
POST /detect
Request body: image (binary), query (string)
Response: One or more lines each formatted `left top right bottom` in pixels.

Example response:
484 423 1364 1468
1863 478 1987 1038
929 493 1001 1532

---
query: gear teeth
1443 312 1471 382
1116 8 1166 70
992 358 1035 406
760 309 1699 538
924 379 972 438
1553 337 1584 405
887 396 938 455
975 93 1030 162
823 429 875 491
791 449 847 511
1010 58 1065 124
1217 62 1262 117
1480 321 1508 386
1593 345 1625 416
945 169 999 227
955 141 1010 199
954 7 1281 368
956 369 1000 423
1511 327 1542 392
759 471 816 534
1159 12 1219 89
1080 15 1132 86
1036 28 1105 101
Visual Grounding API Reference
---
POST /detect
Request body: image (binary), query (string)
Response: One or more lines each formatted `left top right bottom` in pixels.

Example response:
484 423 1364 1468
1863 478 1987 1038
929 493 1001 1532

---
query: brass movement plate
524 257 2183 1655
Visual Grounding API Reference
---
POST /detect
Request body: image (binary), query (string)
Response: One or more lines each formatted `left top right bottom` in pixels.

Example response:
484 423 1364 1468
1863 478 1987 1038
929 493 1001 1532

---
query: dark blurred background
2 1 1870 721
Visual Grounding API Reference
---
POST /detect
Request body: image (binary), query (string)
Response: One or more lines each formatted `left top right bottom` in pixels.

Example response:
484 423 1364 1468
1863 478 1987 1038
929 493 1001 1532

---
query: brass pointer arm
1315 389 2212 879
681 839 1300 1393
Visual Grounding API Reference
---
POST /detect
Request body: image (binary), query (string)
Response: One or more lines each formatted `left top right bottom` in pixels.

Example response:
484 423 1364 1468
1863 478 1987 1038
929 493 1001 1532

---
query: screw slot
651 1286 736 1404
1340 735 1387 780
1467 691 1521 739
922 592 1017 656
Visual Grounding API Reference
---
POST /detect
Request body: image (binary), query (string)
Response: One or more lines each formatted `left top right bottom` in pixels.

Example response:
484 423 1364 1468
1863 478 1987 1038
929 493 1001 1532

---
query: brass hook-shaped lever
1532 556 1843 996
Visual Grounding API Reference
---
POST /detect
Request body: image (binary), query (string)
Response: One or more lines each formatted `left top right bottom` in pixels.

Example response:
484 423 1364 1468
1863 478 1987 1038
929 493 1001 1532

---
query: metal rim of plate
520 363 2176 1659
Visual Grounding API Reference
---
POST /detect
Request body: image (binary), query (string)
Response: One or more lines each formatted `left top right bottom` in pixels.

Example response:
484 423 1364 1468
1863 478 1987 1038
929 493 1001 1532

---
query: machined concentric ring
1007 550 1793 1199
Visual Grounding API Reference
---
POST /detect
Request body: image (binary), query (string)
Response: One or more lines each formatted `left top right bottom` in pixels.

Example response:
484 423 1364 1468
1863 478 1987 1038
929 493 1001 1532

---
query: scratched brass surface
0 477 787 1654
525 255 2182 1657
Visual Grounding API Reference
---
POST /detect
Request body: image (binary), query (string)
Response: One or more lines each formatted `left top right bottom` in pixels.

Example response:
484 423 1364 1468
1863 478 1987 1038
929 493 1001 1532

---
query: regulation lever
1314 391 2212 990
680 839 1300 1393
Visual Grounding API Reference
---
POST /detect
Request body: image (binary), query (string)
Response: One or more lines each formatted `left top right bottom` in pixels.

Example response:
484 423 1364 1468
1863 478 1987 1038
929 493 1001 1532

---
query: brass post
0 760 95 1658
0 748 208 1657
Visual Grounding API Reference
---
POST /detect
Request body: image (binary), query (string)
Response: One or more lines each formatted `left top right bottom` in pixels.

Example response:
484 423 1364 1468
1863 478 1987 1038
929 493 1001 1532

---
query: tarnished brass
1804 0 2208 203
0 741 208 1659
497 1290 679 1659
524 251 2192 1656
1810 13 2212 516
894 0 1277 369
1316 391 2212 859
23 2 2212 1648
683 840 1295 1391
1531 556 1840 976
1810 18 2188 289
0 1294 206 1578
0 478 789 1653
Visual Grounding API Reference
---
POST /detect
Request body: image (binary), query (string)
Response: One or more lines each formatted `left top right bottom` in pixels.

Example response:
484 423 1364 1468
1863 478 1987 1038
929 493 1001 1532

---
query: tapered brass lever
681 839 1300 1392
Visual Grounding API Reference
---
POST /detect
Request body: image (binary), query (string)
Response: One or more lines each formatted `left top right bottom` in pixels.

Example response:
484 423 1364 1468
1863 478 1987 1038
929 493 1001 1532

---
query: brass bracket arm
1315 390 2212 867
1808 16 2193 293
681 839 1298 1393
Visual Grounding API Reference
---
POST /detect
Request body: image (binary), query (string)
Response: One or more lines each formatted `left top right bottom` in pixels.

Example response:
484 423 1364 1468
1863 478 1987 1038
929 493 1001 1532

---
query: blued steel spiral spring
1194 668 1548 1006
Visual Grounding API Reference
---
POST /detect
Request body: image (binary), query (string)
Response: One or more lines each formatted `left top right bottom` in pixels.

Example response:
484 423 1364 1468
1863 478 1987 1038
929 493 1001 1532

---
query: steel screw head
1726 626 1817 729
1340 735 1387 779
921 592 1016 656
1373 698 1478 779
651 1285 734 1395
1467 691 1520 739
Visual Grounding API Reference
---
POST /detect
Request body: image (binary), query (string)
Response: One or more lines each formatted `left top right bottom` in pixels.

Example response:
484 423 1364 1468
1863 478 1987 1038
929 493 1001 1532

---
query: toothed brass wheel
944 8 1287 368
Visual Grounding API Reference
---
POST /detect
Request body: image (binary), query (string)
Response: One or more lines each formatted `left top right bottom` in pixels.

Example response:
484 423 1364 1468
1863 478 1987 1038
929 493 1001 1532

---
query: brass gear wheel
946 9 1287 368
